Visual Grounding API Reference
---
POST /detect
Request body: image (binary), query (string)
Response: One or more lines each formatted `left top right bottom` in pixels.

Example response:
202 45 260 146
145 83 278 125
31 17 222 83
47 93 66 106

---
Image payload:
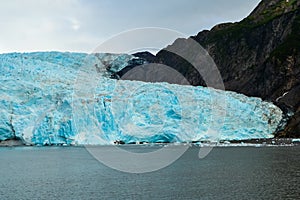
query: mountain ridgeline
119 0 300 137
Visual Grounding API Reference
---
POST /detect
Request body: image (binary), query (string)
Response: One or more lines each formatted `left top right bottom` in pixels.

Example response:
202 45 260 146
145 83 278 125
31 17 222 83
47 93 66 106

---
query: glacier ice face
0 52 283 145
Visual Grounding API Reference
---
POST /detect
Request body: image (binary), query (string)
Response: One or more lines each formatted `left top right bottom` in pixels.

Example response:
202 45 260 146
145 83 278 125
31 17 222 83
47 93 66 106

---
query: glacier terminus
0 52 283 145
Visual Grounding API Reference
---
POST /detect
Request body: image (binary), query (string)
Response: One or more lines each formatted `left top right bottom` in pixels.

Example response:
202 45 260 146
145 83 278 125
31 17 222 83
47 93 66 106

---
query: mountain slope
128 0 299 137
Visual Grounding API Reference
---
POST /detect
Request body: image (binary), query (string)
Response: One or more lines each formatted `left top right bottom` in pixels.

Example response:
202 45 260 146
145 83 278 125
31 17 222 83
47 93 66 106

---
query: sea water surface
0 146 299 200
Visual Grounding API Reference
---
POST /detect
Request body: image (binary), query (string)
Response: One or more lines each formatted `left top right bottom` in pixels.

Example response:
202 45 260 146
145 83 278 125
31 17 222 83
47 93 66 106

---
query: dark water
0 146 299 200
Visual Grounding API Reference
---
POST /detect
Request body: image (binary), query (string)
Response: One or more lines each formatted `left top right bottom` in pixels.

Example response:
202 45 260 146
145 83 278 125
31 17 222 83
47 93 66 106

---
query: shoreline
1 138 300 147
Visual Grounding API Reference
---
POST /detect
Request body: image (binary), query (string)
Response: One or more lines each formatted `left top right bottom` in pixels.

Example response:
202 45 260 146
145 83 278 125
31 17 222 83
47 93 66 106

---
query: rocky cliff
122 0 300 137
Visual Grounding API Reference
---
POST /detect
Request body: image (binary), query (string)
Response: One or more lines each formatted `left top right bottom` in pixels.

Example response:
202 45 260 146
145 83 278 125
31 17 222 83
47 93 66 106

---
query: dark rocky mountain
120 0 300 137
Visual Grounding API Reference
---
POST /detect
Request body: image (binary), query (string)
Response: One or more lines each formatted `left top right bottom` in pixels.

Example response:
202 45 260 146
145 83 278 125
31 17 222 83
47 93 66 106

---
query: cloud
69 18 81 31
0 0 260 53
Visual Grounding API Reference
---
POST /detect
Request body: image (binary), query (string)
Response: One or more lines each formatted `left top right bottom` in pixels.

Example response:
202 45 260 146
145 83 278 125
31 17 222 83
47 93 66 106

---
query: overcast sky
0 0 261 53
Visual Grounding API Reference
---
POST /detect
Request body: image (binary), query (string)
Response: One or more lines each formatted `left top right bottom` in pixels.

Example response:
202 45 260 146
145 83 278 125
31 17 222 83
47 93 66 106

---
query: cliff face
124 0 300 137
190 0 299 101
194 0 300 137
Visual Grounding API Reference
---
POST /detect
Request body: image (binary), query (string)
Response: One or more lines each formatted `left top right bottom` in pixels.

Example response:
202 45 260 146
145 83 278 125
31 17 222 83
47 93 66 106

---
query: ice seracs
0 52 283 145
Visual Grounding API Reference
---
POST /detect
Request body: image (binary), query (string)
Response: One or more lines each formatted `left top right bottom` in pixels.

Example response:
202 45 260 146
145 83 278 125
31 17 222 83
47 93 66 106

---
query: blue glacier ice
0 52 283 145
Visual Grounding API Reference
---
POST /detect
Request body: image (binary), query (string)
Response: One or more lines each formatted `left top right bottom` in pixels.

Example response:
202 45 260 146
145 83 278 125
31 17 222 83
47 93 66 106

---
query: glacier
0 52 283 145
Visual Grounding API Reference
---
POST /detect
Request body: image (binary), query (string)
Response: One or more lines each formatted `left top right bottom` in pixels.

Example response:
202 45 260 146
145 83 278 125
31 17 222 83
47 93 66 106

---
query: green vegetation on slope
206 0 299 43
